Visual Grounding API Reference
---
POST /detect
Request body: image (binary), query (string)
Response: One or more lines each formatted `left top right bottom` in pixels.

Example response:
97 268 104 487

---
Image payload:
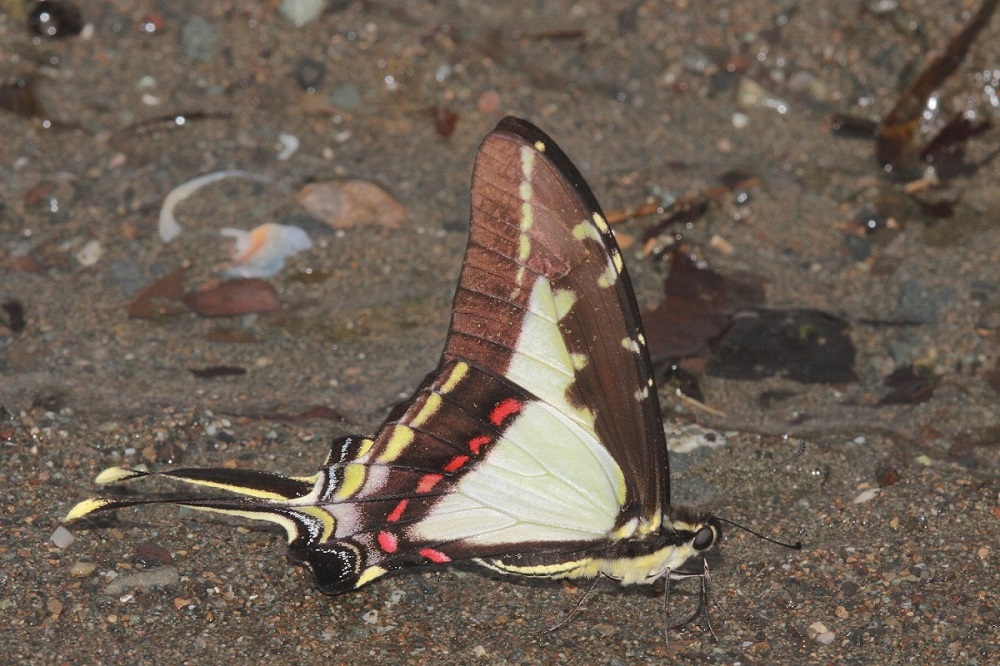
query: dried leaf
642 247 764 364
127 269 188 319
296 180 406 230
183 279 282 317
878 364 937 405
707 309 857 384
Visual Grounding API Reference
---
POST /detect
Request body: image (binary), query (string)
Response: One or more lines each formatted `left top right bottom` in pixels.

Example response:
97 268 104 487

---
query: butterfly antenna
708 436 807 550
716 516 802 550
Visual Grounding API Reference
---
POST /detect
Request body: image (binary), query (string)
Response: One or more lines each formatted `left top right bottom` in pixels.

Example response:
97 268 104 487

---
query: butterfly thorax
476 511 721 586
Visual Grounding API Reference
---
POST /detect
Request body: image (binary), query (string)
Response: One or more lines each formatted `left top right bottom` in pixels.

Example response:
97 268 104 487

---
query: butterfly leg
664 558 718 641
543 574 606 634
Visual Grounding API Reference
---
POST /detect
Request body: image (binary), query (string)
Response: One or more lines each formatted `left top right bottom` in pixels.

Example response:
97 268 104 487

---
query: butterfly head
656 508 722 578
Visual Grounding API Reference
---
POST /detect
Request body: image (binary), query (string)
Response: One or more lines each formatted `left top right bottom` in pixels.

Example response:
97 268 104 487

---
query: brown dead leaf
183 279 282 317
295 179 406 229
127 269 188 319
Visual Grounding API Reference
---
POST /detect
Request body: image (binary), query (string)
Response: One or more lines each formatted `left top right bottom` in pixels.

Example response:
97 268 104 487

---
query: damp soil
2 2 999 665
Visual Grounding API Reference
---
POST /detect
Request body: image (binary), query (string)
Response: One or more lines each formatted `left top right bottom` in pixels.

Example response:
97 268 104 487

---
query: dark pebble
28 0 83 39
135 541 174 568
296 58 326 93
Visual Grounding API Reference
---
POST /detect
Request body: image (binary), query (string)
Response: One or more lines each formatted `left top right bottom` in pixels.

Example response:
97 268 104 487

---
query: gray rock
180 16 220 62
103 566 180 595
330 84 363 110
896 279 955 324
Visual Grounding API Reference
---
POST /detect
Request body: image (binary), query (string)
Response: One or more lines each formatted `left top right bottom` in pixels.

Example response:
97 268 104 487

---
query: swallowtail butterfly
67 117 721 604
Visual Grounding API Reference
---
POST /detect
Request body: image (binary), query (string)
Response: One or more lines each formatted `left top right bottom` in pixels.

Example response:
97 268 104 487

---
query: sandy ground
2 1 998 664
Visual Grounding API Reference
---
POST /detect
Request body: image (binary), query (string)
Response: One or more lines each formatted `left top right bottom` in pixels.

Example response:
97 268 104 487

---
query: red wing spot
468 435 490 455
377 531 398 554
419 548 451 564
416 473 444 493
387 499 408 523
489 397 523 427
443 455 469 473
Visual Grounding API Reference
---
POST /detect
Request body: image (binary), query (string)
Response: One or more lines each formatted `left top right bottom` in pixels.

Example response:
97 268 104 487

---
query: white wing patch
410 400 621 544
412 276 627 545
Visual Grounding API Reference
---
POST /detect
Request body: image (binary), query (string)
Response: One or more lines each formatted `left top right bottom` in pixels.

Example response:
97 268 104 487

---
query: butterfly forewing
444 118 668 528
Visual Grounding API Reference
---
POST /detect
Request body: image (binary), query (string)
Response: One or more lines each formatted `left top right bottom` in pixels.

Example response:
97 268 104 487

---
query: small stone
787 70 829 104
50 526 74 548
108 259 145 297
296 180 406 230
737 77 789 114
851 488 880 504
296 58 326 93
280 0 327 27
104 566 180 595
135 541 173 568
806 621 828 639
329 84 363 111
896 279 954 324
70 560 97 576
29 0 84 39
180 16 220 62
476 89 501 114
47 598 64 616
75 239 102 266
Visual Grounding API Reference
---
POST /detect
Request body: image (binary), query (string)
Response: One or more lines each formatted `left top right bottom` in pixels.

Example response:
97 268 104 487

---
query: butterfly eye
693 526 715 551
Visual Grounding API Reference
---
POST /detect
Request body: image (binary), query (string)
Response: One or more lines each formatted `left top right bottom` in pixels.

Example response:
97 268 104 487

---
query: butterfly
67 116 721 603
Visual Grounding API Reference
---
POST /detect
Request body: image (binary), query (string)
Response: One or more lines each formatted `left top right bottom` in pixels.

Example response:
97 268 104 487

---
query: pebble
50 526 74 548
277 132 300 160
737 77 789 114
103 566 180 595
476 89 502 114
852 487 881 504
70 561 97 577
280 0 327 27
135 541 173 568
108 258 145 297
75 239 102 266
180 16 220 62
787 70 829 104
29 0 84 39
896 279 954 324
807 621 836 645
329 84 363 110
47 598 64 616
296 179 406 229
296 58 326 93
664 424 728 454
